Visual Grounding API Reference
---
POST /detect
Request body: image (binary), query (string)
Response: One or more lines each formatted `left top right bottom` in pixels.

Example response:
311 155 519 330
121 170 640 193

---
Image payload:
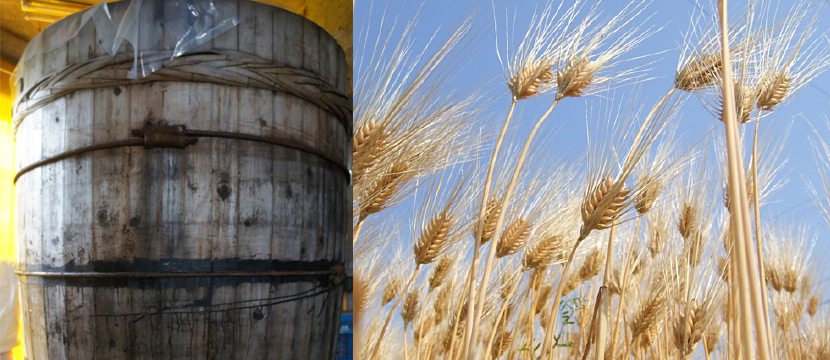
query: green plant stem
467 99 560 359
750 108 773 347
369 265 420 360
459 99 517 359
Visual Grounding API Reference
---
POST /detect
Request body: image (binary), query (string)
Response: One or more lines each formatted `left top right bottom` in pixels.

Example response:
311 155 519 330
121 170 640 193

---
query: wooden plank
207 283 237 356
237 87 274 262
179 82 214 262
237 0 257 57
19 108 42 270
243 282 271 360
232 281 253 359
159 83 188 260
212 0 240 52
26 284 48 359
301 17 320 75
127 82 164 261
265 282 298 353
252 3 274 61
318 25 337 87
282 8 303 69
272 8 289 65
64 286 93 359
92 286 119 359
43 98 67 262
62 89 94 269
210 84 240 263
91 87 126 263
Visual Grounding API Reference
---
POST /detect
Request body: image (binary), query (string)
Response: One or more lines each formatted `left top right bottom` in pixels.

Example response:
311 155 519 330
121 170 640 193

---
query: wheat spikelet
756 71 791 111
765 266 783 293
717 80 755 124
414 210 454 265
607 268 623 295
382 276 402 305
672 301 705 356
648 214 669 257
497 219 532 258
539 306 552 331
639 327 658 351
434 284 452 322
672 282 722 358
401 289 420 325
535 284 553 315
491 329 513 358
413 315 433 343
429 256 453 291
580 178 630 239
577 247 604 282
800 274 813 299
509 61 555 100
630 284 667 339
675 53 722 91
808 296 819 317
361 163 409 218
353 120 390 182
500 270 517 300
677 204 699 241
474 197 502 244
704 326 720 355
561 272 581 296
763 222 816 294
556 56 598 99
522 235 566 271
635 175 661 214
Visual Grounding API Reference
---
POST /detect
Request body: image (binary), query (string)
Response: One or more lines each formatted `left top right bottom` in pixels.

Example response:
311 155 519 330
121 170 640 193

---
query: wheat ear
474 197 502 244
497 219 532 258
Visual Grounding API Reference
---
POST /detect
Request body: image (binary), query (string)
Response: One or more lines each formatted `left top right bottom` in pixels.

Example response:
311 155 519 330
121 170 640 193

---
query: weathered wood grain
15 1 348 358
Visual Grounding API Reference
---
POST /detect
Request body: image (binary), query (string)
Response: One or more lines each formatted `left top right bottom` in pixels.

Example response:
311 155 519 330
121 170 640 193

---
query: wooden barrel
12 1 350 358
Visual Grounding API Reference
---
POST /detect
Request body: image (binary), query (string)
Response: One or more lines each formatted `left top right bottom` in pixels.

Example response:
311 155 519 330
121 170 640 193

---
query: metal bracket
131 124 198 149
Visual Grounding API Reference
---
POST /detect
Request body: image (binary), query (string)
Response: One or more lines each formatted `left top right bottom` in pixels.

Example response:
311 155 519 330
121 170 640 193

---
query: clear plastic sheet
15 0 241 86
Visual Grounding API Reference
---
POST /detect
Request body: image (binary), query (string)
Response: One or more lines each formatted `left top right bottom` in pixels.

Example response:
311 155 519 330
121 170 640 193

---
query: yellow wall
0 72 23 359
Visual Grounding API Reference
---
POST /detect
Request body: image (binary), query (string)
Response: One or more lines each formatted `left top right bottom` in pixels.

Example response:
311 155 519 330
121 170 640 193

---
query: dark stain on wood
217 184 231 200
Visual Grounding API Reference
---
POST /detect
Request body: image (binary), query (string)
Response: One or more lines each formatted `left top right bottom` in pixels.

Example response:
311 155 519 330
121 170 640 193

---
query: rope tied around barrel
13 50 352 132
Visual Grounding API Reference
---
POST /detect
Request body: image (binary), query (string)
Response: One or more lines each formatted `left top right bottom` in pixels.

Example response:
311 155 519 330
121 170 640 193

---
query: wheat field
353 0 830 359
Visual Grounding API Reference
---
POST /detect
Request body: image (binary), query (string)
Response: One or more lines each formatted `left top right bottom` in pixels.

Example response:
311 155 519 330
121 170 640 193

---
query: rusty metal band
15 266 346 283
14 124 350 184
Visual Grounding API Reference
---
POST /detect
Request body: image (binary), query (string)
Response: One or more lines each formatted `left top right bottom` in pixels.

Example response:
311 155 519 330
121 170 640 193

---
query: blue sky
354 0 830 277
